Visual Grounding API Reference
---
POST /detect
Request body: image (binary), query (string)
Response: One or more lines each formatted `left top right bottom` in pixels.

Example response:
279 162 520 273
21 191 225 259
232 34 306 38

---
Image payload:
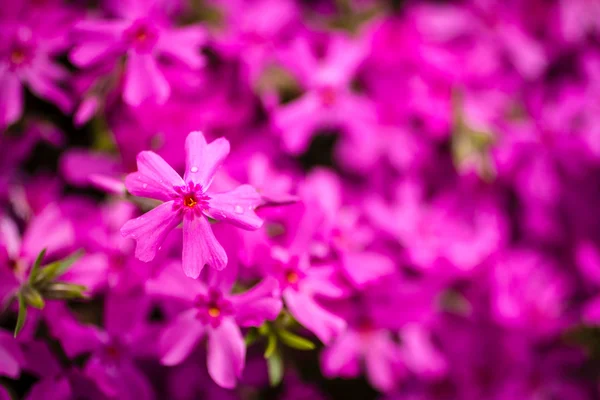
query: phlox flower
0 23 72 128
274 35 376 154
146 264 282 389
121 131 263 278
44 294 156 400
70 0 206 106
265 246 348 345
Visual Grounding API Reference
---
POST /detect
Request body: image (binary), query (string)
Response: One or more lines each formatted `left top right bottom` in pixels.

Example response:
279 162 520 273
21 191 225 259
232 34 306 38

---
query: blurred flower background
2 0 600 399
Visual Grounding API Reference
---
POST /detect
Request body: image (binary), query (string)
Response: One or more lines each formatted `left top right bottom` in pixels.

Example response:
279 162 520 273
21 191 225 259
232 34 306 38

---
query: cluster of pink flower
2 0 600 399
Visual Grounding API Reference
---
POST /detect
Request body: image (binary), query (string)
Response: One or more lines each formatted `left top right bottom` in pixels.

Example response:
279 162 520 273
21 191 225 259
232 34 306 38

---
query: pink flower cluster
2 0 600 399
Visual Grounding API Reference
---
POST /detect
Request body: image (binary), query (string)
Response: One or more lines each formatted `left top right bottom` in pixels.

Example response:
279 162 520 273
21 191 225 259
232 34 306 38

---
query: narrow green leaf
278 329 316 351
245 329 258 346
267 349 284 387
22 286 45 309
264 333 277 359
34 250 84 286
14 293 27 337
42 282 88 300
28 248 47 284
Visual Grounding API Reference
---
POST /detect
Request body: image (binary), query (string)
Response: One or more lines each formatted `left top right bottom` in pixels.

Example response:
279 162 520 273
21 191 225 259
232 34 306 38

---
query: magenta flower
0 23 72 128
70 0 206 106
266 246 348 345
121 131 263 278
147 265 282 389
0 329 23 379
322 322 403 392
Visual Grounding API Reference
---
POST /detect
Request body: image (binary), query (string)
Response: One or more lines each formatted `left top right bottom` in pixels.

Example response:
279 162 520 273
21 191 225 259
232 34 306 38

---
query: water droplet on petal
190 166 198 173
142 183 148 189
234 205 244 214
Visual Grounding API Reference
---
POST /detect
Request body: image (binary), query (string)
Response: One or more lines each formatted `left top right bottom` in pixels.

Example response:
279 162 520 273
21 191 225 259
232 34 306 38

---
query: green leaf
21 286 45 309
245 329 258 346
264 333 278 359
267 349 284 387
34 250 84 286
28 248 47 284
278 329 316 351
42 282 88 300
14 293 27 337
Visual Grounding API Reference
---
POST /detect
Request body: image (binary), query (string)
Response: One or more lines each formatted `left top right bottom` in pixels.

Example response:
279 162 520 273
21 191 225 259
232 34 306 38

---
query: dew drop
234 205 244 214
142 183 148 189
190 166 198 173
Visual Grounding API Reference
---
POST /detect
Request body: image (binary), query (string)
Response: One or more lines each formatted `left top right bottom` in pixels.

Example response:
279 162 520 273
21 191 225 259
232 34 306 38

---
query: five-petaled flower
121 131 263 278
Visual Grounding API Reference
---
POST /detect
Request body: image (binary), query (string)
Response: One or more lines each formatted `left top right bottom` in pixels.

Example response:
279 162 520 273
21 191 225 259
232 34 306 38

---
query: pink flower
147 265 282 389
121 131 263 278
70 0 206 106
267 246 348 345
0 23 72 128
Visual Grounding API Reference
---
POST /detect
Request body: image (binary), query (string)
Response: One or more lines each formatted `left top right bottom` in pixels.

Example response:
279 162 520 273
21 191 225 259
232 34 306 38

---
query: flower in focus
121 130 263 278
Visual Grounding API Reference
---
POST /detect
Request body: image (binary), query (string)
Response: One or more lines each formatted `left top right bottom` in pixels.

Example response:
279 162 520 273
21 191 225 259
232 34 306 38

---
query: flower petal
207 318 245 389
231 277 282 327
274 93 320 154
206 185 263 230
341 251 395 288
0 331 23 378
158 26 207 69
283 290 346 345
321 330 361 378
124 52 170 106
125 151 185 201
184 131 230 188
121 201 181 262
0 215 21 260
182 215 227 278
0 73 23 128
160 309 205 366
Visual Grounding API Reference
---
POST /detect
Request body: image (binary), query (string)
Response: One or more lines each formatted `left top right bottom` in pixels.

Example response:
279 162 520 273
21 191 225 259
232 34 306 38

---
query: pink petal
60 149 122 188
25 69 72 113
44 303 104 358
160 309 205 366
182 215 227 278
73 19 128 42
231 277 282 327
283 290 346 345
364 333 402 392
304 266 349 298
158 26 207 69
183 131 230 188
121 201 182 262
207 318 245 389
21 204 75 262
70 42 117 67
206 185 263 230
274 93 321 154
400 325 447 379
124 52 170 106
146 262 206 302
0 332 23 378
0 215 21 260
0 73 23 128
60 253 109 294
125 151 185 201
321 330 361 378
341 251 395 287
